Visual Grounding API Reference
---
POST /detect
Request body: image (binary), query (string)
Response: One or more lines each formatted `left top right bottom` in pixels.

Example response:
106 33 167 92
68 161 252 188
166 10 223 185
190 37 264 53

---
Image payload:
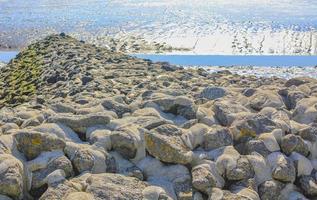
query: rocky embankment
1 34 317 200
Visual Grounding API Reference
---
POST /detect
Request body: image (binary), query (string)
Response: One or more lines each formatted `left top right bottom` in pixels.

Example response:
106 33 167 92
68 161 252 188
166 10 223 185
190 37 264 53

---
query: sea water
1 0 317 55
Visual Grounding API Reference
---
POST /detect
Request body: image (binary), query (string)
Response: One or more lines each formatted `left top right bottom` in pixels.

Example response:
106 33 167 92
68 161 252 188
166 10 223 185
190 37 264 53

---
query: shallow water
134 54 317 67
1 0 317 55
0 51 18 63
1 51 316 67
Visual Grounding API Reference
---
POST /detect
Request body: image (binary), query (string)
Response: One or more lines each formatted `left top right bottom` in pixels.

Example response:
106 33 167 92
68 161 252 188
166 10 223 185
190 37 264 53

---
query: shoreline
0 34 317 200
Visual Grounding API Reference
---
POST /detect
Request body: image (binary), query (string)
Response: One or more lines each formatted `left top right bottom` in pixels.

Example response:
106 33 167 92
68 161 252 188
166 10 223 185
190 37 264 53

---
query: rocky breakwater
0 34 317 199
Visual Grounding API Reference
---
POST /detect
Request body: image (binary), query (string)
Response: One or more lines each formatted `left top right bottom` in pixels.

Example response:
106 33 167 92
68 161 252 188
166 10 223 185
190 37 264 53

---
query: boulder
0 154 24 199
246 152 272 186
14 130 66 160
215 146 253 181
0 123 19 135
230 114 276 141
192 162 225 194
137 156 191 198
258 180 285 200
85 173 148 200
267 152 296 183
32 123 82 143
289 152 313 177
285 77 317 87
202 126 233 151
281 134 309 156
258 132 280 152
212 100 249 126
145 127 192 165
144 93 197 120
299 175 317 196
48 112 112 135
64 192 94 200
110 126 146 161
64 143 110 174
248 90 284 111
244 139 271 157
101 98 131 117
181 123 209 150
199 87 227 100
292 97 317 124
142 186 173 200
39 179 80 200
31 155 73 190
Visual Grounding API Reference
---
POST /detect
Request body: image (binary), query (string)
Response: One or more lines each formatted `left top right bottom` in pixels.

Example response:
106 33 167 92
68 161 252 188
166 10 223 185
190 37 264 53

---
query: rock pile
0 34 317 199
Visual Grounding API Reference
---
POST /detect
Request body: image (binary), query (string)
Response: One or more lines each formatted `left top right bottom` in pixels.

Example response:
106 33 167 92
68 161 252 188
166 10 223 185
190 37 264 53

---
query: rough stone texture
0 34 316 200
145 130 192 165
202 126 233 151
48 112 112 135
0 154 24 200
192 162 225 194
258 180 285 200
14 130 66 160
85 173 148 200
199 87 227 100
281 134 309 156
